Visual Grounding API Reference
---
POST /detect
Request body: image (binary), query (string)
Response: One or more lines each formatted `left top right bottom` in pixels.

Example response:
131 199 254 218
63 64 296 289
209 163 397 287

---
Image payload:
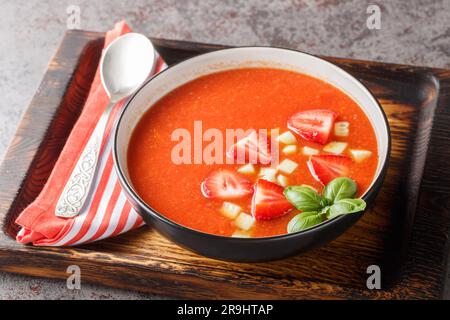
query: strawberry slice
251 179 294 220
201 169 253 199
287 109 337 144
307 154 352 185
227 130 272 165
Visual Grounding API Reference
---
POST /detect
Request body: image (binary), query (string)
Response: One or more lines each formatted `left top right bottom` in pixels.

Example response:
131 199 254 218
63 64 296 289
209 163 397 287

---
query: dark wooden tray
1 30 450 299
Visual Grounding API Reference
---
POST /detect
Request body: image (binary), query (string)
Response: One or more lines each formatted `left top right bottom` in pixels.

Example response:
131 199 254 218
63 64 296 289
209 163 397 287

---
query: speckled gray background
0 0 449 300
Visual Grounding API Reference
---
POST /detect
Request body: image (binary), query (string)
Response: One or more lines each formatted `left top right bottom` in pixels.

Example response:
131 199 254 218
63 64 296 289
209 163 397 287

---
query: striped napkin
15 21 167 246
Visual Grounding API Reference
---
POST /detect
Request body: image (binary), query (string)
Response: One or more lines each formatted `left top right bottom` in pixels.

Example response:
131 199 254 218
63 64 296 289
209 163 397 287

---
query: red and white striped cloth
15 21 167 246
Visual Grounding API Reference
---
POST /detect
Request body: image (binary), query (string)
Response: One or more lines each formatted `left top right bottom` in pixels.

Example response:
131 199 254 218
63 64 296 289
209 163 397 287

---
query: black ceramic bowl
113 47 390 262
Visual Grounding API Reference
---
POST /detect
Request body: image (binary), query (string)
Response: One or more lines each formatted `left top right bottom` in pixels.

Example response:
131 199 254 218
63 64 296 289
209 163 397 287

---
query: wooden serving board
1 30 450 299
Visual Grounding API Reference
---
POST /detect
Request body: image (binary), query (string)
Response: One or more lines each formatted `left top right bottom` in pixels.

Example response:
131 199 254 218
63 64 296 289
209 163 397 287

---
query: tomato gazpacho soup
128 68 378 238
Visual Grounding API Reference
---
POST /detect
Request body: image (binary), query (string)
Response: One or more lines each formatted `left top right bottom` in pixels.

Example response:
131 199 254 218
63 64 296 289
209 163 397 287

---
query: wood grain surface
0 30 449 299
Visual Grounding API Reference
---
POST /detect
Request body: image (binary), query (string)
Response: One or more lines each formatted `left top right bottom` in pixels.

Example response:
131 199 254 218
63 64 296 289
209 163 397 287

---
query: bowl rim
113 45 391 242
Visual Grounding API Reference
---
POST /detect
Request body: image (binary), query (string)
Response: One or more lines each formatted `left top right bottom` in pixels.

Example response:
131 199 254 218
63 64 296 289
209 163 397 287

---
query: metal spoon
55 33 156 218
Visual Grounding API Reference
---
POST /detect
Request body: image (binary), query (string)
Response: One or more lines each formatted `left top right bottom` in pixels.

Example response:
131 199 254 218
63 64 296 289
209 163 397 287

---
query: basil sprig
327 198 366 219
285 177 366 234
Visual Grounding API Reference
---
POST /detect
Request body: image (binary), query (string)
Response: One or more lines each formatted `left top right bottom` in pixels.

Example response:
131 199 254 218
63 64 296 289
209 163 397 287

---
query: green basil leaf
284 186 324 212
323 177 358 204
287 211 325 233
319 205 331 217
327 198 367 219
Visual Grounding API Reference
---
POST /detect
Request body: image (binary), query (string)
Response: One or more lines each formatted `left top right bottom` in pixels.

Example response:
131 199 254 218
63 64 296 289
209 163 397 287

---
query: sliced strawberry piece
251 179 293 220
307 154 352 185
227 130 272 165
201 169 253 199
287 109 337 144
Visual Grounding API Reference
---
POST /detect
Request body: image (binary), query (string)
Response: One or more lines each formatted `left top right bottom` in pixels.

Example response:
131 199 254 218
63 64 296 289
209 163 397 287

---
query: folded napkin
16 21 167 246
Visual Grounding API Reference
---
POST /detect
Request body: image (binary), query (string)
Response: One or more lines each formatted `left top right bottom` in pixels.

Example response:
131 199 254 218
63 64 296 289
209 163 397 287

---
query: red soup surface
128 68 378 237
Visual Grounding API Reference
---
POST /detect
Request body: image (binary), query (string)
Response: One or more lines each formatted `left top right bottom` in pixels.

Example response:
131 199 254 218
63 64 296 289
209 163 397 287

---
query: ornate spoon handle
55 101 115 218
